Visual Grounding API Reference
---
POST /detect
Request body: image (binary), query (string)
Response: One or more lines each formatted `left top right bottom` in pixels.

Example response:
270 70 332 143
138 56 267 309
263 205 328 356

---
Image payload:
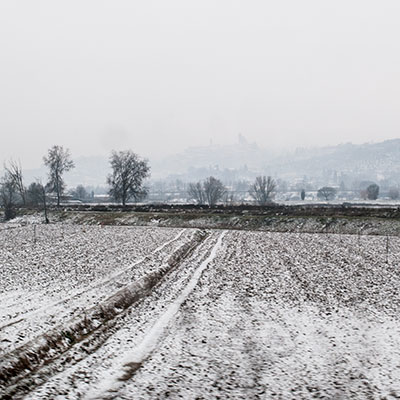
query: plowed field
1 227 400 399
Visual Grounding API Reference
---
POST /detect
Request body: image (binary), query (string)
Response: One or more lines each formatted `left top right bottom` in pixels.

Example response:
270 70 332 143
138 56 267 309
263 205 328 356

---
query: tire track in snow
0 230 208 399
0 230 187 320
0 229 189 354
19 232 217 400
86 231 226 400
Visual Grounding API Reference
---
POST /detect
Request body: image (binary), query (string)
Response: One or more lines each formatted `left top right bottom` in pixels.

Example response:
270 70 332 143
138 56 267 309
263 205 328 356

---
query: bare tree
249 176 276 205
224 191 236 205
107 150 150 206
366 183 379 200
187 182 205 204
317 186 337 201
27 181 49 223
43 145 75 206
0 173 18 220
187 177 226 205
71 185 88 200
203 176 226 206
4 160 26 205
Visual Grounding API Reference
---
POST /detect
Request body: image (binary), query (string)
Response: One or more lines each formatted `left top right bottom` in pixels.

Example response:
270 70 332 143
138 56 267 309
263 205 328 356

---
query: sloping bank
0 230 207 398
59 210 400 236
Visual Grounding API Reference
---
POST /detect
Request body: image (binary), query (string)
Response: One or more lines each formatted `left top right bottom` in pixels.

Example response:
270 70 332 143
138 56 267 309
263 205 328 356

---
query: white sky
1 0 400 168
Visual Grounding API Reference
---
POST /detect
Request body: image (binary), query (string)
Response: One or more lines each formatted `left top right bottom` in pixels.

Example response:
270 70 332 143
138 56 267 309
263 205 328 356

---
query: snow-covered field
0 225 196 355
1 226 400 399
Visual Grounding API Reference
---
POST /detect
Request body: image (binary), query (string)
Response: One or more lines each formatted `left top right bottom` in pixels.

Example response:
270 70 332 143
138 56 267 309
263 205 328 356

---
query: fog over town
1 1 400 167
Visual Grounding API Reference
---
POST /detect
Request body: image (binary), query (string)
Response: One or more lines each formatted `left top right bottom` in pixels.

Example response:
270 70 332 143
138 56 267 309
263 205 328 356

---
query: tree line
187 175 277 206
1 144 281 220
0 146 150 220
1 144 385 222
316 183 380 201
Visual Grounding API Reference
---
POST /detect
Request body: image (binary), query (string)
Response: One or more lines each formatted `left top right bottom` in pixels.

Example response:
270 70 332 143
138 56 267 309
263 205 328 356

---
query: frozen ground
2 227 400 399
0 225 196 355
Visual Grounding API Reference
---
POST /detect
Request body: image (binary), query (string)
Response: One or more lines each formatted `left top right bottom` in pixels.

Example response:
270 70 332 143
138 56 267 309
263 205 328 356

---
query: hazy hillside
19 138 400 187
155 138 400 183
271 140 400 181
151 135 276 180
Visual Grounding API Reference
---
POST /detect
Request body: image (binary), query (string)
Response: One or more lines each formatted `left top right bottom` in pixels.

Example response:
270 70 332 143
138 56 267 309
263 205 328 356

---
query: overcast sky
1 1 400 168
